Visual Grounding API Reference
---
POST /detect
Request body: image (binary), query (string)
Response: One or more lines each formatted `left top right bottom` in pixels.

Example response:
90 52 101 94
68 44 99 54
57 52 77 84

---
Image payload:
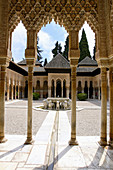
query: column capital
70 58 79 67
25 29 37 66
96 56 109 68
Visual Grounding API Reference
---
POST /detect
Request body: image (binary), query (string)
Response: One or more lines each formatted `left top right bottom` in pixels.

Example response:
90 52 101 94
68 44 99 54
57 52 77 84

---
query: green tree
37 36 43 63
52 41 62 57
12 57 14 62
63 35 69 60
93 43 96 60
44 58 48 66
79 29 91 62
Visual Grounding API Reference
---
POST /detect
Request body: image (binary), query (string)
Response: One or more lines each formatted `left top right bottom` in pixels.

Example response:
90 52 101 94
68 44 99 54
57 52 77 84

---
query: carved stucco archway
8 0 98 33
1 0 113 146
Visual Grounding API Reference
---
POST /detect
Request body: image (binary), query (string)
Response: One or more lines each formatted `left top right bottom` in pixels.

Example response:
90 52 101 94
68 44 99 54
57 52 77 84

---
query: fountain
43 97 71 110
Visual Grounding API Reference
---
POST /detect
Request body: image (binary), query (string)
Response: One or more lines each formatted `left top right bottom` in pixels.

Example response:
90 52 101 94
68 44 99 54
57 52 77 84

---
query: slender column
48 86 51 97
88 82 90 99
109 67 113 147
0 66 7 143
40 90 43 98
18 82 19 99
11 79 13 100
6 78 9 101
22 86 25 98
15 82 16 99
61 81 63 97
69 66 78 145
99 67 107 146
55 83 56 97
66 86 69 98
68 30 80 145
25 66 34 144
93 87 95 99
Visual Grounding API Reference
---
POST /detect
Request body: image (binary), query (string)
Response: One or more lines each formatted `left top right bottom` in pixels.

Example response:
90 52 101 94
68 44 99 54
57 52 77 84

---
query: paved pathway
5 100 48 135
0 99 112 169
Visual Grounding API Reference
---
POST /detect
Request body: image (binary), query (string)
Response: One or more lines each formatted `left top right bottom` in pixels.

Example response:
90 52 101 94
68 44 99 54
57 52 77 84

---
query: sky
12 20 95 63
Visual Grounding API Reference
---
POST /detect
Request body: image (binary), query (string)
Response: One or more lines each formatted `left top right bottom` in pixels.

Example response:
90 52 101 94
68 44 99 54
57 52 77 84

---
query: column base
24 137 34 145
98 139 107 146
0 137 7 143
109 140 113 148
69 138 78 146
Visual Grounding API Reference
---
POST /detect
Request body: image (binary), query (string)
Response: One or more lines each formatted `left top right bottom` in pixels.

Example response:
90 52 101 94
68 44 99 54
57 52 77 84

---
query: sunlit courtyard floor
0 99 112 170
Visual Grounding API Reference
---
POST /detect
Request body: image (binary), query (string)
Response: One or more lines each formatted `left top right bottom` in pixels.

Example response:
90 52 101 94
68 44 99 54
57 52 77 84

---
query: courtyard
0 99 112 170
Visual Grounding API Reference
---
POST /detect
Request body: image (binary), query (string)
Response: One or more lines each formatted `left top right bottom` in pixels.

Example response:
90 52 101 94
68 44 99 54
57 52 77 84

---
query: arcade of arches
0 0 113 147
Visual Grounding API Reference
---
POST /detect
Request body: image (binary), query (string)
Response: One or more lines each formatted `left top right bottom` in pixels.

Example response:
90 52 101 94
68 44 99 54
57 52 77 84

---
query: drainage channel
46 111 59 170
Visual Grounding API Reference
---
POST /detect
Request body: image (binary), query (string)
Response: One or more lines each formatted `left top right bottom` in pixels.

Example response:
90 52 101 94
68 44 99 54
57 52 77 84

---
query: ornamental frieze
8 0 98 33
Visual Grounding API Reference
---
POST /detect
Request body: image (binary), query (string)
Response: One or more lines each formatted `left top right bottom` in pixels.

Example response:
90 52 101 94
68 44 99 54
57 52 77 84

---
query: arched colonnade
0 0 113 147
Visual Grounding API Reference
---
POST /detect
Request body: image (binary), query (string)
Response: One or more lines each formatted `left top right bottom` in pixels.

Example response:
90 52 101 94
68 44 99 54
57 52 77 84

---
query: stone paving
0 99 112 170
5 100 48 135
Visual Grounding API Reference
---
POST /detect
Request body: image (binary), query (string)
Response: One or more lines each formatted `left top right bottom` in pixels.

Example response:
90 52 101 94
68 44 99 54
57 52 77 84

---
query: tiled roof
78 56 98 66
45 53 70 69
17 59 42 66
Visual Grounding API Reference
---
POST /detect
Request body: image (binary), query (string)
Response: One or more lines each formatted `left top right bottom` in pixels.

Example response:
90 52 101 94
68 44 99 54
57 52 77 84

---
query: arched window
56 79 61 97
77 81 82 94
51 80 54 97
36 80 40 91
84 81 88 98
63 80 66 98
43 81 48 90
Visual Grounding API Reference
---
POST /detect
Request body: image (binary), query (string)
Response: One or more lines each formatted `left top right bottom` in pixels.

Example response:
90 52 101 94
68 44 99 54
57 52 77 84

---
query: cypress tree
93 44 96 60
79 29 91 62
37 36 43 63
63 35 69 60
52 41 62 57
44 58 48 66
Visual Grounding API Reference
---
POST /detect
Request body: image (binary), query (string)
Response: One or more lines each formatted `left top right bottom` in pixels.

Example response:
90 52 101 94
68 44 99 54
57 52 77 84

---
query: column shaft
54 85 56 97
109 68 113 146
66 87 69 98
99 67 107 146
7 78 9 101
15 83 16 99
25 67 33 144
69 66 78 145
18 83 19 99
0 66 7 142
11 80 13 100
61 82 63 97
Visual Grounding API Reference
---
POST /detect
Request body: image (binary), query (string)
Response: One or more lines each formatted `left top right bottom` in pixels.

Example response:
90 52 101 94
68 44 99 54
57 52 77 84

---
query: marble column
68 30 80 145
109 67 113 147
25 29 37 144
6 78 9 101
48 86 51 97
55 83 56 97
69 66 78 145
99 67 107 146
66 86 69 98
61 81 63 97
18 82 19 99
22 86 25 98
15 82 16 99
11 79 13 100
0 66 7 143
25 66 34 144
40 90 43 98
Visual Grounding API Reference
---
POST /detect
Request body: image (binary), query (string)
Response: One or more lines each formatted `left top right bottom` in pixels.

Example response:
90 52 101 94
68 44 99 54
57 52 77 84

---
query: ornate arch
8 0 98 32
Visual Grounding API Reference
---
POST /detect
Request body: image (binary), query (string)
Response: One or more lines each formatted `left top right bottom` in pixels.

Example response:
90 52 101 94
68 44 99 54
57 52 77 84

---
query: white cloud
12 22 27 62
38 30 53 51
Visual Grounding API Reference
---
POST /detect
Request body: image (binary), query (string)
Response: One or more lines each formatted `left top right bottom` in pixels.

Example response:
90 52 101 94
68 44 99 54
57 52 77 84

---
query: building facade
5 54 109 101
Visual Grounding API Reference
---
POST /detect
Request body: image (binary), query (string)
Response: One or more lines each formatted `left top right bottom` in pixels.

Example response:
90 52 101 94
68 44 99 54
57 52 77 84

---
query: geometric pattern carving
8 0 98 33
